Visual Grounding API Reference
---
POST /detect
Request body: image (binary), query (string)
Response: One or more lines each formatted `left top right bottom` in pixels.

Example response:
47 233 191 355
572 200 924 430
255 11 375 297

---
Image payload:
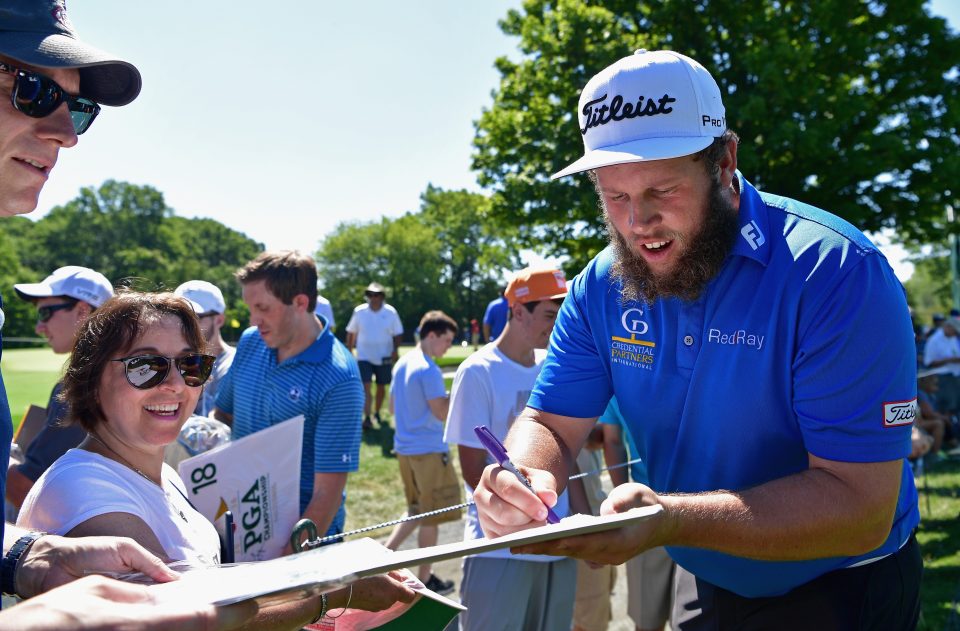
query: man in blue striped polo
215 251 363 544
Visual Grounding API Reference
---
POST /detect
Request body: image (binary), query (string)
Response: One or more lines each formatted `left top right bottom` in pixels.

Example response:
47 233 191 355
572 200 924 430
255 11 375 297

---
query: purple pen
474 425 561 524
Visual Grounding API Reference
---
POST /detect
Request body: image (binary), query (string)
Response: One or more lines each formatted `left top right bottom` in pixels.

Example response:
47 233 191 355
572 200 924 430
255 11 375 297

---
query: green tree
316 215 446 336
419 185 522 322
905 249 952 328
0 222 39 340
5 181 262 341
316 186 521 336
473 0 960 270
18 180 176 284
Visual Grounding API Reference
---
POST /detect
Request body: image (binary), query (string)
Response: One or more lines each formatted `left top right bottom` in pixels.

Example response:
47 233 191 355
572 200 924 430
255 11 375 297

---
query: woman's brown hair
61 290 206 432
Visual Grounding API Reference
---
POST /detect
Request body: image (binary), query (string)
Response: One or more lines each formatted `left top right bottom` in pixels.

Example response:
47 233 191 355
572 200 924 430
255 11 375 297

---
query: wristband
326 584 352 619
310 593 328 624
2 531 45 596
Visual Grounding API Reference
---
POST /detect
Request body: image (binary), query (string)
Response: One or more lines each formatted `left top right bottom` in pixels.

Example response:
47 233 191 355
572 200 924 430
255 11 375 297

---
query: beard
605 180 739 305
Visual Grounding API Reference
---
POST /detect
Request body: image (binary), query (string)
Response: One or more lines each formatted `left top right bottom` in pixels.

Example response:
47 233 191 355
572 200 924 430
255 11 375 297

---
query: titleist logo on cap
580 93 677 135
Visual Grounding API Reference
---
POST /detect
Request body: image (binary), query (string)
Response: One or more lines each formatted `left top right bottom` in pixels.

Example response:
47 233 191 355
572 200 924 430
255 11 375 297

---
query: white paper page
149 505 662 607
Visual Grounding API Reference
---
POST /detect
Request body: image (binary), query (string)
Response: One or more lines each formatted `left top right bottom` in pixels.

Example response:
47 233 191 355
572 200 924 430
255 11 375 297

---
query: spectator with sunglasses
4 266 113 513
0 2 235 627
16 291 414 628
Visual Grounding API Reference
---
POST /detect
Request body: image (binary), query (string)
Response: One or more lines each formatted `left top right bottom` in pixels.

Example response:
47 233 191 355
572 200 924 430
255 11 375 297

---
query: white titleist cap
552 49 726 179
175 280 226 314
14 266 113 307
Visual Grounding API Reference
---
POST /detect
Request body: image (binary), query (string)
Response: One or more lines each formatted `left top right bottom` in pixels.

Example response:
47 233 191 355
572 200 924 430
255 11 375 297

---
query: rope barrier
301 457 643 547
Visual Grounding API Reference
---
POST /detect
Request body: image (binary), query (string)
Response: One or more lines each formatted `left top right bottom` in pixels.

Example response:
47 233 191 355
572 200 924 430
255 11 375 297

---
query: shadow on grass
917 458 960 629
361 423 396 458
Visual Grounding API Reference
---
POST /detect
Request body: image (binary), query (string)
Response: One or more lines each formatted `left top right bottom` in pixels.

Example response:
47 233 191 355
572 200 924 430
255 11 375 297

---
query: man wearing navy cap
475 50 920 629
0 2 254 628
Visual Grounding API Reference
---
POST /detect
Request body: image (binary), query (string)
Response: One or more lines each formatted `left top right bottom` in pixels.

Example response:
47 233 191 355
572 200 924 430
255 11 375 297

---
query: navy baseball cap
0 0 141 105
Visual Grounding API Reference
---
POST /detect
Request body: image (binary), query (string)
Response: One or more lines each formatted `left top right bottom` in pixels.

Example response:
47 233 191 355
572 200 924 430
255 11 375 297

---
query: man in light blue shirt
384 310 461 594
475 50 920 629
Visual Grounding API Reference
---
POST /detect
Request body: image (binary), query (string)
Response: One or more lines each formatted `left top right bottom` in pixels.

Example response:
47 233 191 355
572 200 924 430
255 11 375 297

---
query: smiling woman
17 291 218 564
14 290 415 629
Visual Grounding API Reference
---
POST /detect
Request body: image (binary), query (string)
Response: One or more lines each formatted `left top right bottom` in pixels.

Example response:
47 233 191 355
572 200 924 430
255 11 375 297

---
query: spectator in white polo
6 266 113 509
174 280 236 417
345 282 403 430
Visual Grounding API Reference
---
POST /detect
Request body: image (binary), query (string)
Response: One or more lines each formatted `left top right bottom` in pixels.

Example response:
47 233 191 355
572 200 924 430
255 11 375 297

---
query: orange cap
505 267 568 307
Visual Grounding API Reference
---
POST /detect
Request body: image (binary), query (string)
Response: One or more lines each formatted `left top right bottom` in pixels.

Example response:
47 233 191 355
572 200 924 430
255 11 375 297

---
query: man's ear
214 313 226 329
291 294 310 313
717 137 739 190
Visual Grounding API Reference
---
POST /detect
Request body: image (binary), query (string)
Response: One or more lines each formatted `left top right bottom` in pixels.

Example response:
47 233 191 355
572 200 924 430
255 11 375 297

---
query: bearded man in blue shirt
473 49 921 630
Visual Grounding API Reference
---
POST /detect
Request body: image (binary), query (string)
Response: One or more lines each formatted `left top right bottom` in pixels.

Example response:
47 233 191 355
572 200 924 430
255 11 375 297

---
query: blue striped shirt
216 319 363 536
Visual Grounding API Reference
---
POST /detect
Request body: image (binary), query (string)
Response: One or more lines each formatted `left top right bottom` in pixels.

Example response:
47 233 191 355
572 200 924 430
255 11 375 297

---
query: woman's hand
328 571 418 612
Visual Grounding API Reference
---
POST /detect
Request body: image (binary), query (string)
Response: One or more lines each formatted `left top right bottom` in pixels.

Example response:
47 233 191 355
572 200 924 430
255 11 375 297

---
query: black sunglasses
0 62 100 135
111 353 216 390
37 301 77 323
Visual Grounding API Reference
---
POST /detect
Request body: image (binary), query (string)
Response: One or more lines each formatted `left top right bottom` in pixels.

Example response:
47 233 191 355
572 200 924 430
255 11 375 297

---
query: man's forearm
503 412 582 491
502 409 902 562
656 461 901 561
301 473 349 537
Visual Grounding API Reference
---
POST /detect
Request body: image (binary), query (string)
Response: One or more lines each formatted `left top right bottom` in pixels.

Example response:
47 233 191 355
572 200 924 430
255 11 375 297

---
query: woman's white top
18 448 220 567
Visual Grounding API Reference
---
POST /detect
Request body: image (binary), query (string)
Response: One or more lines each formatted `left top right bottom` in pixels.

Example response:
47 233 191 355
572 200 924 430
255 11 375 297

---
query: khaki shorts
397 452 463 526
573 558 617 631
626 546 675 630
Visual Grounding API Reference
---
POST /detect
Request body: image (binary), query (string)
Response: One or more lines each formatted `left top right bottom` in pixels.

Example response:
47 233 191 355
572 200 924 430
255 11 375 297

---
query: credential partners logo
610 307 656 371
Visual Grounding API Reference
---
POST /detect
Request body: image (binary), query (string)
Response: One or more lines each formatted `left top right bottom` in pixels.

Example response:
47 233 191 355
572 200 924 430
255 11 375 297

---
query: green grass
2 347 64 428
916 457 960 629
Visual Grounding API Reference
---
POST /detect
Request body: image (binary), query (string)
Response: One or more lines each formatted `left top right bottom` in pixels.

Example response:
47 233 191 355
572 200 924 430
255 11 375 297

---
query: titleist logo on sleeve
580 93 677 134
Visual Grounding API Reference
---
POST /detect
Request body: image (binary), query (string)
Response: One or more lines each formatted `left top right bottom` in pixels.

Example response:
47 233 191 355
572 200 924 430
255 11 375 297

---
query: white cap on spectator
14 266 113 307
174 280 226 315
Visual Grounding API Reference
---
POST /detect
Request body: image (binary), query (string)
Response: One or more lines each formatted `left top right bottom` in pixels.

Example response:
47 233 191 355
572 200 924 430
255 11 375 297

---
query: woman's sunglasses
111 353 216 390
0 62 100 135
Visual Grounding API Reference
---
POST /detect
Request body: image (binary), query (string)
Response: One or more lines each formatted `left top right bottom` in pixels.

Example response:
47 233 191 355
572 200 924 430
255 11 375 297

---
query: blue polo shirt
529 175 919 598
0 294 10 580
391 349 448 455
216 317 363 536
483 296 509 341
597 398 647 484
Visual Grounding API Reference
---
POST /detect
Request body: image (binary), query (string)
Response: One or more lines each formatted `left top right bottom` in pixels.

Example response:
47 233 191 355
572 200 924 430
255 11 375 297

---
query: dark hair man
216 251 363 546
474 50 920 629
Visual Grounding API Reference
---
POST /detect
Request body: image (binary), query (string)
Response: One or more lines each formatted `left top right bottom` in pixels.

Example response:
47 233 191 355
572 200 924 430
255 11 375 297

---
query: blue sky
34 1 960 280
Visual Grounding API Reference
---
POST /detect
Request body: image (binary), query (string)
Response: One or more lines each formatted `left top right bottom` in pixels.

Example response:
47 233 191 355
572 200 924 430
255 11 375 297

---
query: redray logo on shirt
707 328 765 350
610 307 656 371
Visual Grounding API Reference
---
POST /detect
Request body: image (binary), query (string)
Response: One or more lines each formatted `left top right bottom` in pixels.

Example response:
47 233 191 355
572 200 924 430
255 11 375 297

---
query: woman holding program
17 291 414 629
